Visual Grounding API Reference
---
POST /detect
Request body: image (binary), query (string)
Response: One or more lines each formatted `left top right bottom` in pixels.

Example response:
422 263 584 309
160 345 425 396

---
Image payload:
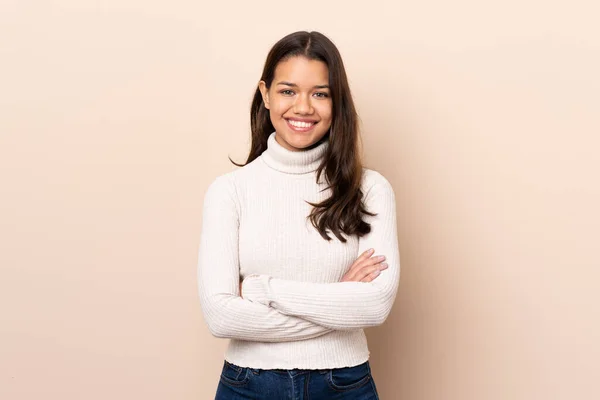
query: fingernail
373 270 381 276
378 255 386 261
380 263 388 269
368 248 374 253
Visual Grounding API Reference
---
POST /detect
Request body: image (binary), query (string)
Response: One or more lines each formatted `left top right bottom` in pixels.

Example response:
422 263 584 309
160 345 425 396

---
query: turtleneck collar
261 131 329 174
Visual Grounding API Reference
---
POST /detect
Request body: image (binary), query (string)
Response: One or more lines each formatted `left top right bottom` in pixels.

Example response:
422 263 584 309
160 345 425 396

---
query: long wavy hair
230 31 376 242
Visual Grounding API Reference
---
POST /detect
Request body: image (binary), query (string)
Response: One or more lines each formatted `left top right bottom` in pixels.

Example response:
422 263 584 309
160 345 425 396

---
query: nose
293 93 313 115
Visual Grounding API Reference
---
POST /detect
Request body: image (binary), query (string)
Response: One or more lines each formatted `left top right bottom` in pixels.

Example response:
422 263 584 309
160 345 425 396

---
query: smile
286 119 317 132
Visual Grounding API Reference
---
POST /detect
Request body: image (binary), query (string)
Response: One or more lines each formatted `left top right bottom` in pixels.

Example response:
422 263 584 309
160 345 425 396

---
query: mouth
285 118 318 133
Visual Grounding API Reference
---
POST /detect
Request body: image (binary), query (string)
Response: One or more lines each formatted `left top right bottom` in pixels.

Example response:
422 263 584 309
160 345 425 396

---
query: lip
285 118 318 133
286 118 318 123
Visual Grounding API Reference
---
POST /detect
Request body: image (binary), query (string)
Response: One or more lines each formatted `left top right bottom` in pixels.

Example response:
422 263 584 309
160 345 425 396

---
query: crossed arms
197 173 400 342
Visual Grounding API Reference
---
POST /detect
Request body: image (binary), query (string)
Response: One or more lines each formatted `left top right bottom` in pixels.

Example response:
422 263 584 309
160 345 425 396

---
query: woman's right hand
340 248 388 283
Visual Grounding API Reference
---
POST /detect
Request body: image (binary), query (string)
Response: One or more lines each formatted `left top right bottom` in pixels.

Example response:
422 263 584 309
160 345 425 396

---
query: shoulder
203 170 240 208
361 168 395 196
203 156 266 204
359 168 397 218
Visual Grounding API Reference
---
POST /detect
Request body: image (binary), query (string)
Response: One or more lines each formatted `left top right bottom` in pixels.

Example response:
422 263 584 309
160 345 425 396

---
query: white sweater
197 131 400 369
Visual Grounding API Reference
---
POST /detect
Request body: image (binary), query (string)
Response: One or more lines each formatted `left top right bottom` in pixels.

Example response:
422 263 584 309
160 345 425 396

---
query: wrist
241 274 272 306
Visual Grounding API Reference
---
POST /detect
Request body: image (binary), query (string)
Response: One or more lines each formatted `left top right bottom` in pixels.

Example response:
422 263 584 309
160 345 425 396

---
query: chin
280 128 327 147
284 133 322 150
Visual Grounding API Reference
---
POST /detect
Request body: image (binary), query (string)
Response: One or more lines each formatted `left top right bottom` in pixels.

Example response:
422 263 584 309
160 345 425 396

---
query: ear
258 80 270 110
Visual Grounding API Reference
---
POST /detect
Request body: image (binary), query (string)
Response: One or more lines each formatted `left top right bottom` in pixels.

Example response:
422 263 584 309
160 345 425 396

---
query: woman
197 31 400 399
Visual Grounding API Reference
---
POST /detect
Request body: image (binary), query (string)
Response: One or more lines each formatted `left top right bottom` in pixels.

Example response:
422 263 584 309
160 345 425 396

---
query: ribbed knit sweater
197 131 400 369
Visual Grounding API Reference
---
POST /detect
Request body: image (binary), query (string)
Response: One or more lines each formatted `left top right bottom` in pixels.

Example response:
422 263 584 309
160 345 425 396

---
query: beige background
1 1 599 399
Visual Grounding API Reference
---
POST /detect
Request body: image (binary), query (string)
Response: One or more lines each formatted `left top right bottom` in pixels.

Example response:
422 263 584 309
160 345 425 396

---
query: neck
261 132 329 174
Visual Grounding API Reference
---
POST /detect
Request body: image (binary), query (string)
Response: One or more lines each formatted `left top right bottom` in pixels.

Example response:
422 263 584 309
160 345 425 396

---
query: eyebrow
276 81 330 89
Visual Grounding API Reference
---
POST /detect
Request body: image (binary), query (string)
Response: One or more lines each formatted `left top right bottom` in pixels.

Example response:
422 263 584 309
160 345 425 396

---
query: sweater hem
223 351 371 370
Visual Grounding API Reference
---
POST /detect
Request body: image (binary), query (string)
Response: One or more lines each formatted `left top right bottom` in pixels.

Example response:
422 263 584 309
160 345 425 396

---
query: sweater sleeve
197 174 334 342
241 174 401 330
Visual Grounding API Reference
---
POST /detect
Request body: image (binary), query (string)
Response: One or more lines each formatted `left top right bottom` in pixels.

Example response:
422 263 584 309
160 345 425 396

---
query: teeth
288 120 314 128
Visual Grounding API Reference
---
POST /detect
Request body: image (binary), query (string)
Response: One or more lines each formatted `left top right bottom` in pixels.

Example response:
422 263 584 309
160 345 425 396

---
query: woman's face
259 56 333 152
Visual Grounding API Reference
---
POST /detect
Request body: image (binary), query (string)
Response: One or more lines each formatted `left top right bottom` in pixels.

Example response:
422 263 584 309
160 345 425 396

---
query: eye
280 89 295 96
314 92 329 98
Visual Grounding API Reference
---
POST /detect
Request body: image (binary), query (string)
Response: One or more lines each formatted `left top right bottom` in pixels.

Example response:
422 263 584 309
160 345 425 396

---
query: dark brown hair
230 31 376 242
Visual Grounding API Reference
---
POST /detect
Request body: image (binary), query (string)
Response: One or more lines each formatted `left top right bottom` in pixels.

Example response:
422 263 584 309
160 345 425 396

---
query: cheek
317 102 333 121
268 106 281 123
269 97 291 116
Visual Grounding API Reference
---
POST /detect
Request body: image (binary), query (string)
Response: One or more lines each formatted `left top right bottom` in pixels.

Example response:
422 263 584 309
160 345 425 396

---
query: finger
360 254 386 269
359 248 376 260
348 248 375 270
344 251 373 280
348 252 382 276
346 253 385 282
360 269 381 282
355 263 387 282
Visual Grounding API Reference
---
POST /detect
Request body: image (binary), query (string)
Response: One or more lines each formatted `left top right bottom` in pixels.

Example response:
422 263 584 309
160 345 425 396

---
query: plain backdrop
1 1 599 399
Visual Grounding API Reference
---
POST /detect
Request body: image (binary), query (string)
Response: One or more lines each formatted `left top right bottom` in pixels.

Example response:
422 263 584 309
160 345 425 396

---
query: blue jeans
215 359 379 399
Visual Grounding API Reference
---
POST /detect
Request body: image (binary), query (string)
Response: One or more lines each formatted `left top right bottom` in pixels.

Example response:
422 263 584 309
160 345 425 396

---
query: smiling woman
258 57 333 151
197 31 399 400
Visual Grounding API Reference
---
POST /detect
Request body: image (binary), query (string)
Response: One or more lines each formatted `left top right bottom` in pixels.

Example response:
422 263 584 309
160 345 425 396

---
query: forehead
273 56 329 85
